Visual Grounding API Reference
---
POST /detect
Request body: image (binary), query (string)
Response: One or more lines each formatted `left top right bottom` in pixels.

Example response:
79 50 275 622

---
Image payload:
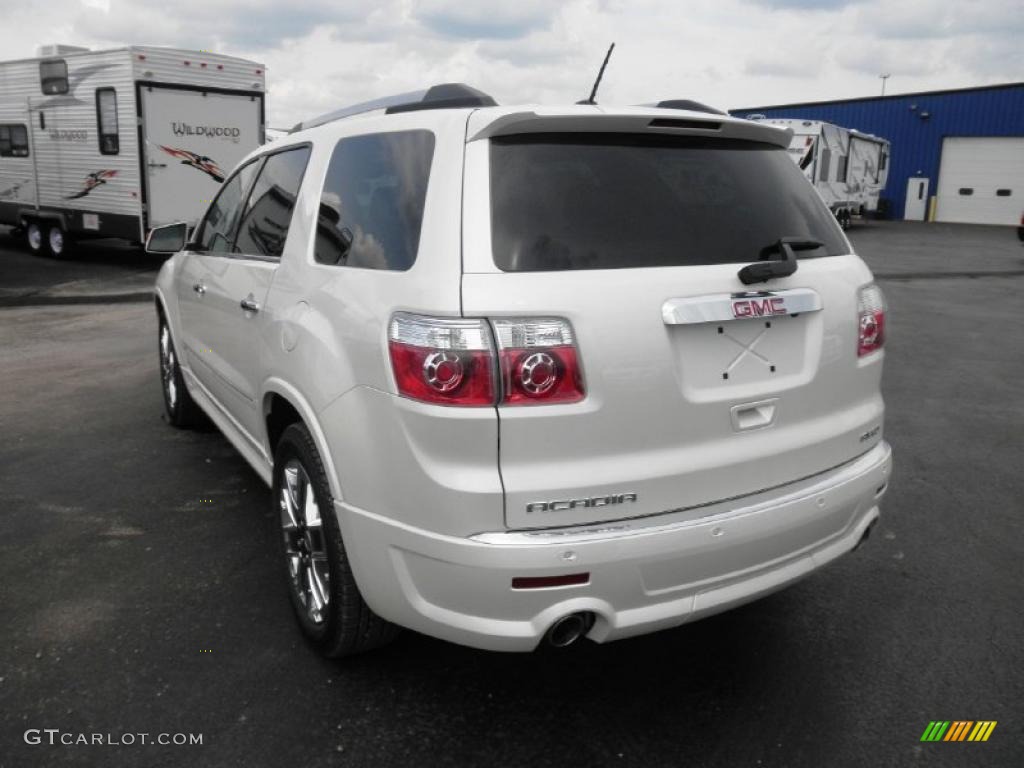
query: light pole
880 73 891 97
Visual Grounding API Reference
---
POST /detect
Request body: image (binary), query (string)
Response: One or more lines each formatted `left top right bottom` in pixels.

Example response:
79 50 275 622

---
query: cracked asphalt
0 222 1022 767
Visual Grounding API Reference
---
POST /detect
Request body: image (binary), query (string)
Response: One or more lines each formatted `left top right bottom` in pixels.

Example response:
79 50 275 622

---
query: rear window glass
315 130 435 270
489 134 847 272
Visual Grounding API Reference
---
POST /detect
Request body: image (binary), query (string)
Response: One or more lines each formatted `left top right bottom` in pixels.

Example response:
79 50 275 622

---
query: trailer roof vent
291 83 497 133
651 99 727 116
36 44 90 57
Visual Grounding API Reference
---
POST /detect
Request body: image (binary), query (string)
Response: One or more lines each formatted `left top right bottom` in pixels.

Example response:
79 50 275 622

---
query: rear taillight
493 318 585 405
388 314 584 406
388 314 496 406
857 283 886 357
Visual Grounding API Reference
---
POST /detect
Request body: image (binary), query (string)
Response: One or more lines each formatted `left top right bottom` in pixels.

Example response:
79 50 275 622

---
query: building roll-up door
935 137 1024 225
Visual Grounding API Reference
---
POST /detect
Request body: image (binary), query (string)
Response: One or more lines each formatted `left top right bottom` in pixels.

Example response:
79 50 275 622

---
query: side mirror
146 222 188 254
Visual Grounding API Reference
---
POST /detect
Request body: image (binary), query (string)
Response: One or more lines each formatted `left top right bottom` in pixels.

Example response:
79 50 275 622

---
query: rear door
140 84 263 228
461 124 885 530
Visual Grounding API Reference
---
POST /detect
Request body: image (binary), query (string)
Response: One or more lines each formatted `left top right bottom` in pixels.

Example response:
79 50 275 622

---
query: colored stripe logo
920 721 997 742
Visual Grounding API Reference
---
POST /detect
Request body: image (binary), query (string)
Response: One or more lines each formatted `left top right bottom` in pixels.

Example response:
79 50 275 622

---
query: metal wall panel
732 83 1024 220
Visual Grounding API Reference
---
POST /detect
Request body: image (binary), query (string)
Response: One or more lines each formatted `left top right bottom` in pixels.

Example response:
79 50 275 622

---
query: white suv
150 84 892 656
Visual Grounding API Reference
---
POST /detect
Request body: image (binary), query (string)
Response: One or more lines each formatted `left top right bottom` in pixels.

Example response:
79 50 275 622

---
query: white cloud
0 0 1018 127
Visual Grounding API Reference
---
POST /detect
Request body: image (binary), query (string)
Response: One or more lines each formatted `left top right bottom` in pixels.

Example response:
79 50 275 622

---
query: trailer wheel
25 221 45 255
46 224 73 259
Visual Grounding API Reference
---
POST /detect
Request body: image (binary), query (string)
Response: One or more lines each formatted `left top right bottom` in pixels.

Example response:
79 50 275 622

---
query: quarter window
196 161 261 253
234 146 311 259
96 88 119 155
315 130 435 270
40 60 68 95
0 124 29 157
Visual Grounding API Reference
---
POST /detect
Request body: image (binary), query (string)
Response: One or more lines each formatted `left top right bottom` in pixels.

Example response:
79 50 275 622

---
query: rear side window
40 60 68 95
315 130 435 270
0 124 29 157
196 161 260 253
234 146 311 258
490 134 847 272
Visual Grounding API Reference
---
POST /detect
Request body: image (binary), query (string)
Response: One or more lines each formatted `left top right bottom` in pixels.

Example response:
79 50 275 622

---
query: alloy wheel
280 460 330 625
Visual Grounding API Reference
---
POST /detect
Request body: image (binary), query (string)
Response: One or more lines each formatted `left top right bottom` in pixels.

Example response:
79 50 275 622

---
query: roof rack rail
290 83 497 133
648 99 727 116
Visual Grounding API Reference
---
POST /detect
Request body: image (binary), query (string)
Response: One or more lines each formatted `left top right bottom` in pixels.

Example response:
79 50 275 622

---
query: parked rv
0 45 265 256
752 118 890 229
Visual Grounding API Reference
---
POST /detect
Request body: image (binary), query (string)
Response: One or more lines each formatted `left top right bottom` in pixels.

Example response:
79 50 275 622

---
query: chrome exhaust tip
544 612 595 648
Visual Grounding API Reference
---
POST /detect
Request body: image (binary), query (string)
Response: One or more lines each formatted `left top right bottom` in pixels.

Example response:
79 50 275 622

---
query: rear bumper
336 441 892 652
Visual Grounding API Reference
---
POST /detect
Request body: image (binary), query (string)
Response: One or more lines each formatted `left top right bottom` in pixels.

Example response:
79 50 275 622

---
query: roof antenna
577 43 615 105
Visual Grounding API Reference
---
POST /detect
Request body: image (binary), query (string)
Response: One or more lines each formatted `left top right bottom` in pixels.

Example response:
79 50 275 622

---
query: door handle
148 162 167 169
192 282 206 296
240 296 260 313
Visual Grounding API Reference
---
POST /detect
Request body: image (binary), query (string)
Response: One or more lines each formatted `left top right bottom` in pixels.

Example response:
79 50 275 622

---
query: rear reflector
511 573 590 590
857 283 886 357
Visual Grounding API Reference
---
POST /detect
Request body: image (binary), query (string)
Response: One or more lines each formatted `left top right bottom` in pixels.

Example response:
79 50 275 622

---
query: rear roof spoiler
467 109 791 147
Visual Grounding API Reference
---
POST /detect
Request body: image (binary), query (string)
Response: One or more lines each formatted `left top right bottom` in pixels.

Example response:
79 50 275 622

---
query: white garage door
935 137 1024 225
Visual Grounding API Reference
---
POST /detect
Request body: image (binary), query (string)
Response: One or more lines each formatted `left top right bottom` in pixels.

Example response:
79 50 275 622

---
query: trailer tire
25 221 45 255
46 224 74 259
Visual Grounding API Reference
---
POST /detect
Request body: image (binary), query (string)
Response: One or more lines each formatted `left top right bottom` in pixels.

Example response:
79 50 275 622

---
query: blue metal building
731 82 1024 224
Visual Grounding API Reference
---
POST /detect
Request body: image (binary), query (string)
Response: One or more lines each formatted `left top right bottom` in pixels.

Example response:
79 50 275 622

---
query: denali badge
526 493 638 513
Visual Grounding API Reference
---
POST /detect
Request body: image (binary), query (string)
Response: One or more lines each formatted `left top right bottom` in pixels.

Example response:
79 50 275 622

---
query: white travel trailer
0 44 265 256
753 118 890 229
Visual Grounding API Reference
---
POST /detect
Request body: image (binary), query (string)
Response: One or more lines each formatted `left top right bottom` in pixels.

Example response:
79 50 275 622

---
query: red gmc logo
732 297 787 318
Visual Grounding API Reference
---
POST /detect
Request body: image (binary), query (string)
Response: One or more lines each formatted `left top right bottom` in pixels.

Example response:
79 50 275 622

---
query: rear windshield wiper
738 237 823 285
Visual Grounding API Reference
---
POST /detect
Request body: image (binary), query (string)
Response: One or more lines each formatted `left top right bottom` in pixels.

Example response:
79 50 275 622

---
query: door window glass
196 161 261 253
234 146 311 259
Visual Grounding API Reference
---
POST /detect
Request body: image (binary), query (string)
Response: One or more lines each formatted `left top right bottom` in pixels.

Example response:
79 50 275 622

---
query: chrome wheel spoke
280 459 330 625
279 482 300 532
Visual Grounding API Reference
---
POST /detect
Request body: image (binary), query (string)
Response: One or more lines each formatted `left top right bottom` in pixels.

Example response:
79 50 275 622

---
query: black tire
273 422 399 658
25 221 45 255
46 223 74 258
158 315 203 428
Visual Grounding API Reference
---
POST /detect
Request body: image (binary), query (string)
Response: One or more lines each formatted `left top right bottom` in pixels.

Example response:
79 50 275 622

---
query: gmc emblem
526 493 638 513
732 297 787 318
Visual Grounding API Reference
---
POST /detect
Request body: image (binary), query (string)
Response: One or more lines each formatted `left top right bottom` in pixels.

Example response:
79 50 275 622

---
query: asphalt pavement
0 221 1021 767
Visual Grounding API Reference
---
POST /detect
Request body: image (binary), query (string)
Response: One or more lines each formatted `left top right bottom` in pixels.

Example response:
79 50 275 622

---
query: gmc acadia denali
149 84 892 656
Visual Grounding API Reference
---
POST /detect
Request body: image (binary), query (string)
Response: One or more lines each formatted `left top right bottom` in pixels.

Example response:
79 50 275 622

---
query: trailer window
314 130 435 270
836 154 848 182
96 88 119 155
0 124 30 158
818 149 831 181
40 60 68 95
234 146 311 259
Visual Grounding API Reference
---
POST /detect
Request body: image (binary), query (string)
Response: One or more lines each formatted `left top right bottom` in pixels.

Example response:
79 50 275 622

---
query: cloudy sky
3 0 1021 128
